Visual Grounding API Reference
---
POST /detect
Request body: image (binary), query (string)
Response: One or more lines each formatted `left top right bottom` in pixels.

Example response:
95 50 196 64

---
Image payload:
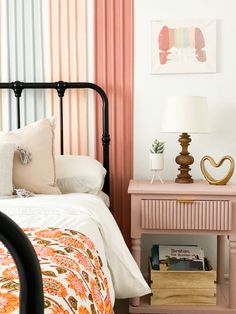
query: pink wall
49 0 88 155
94 0 134 245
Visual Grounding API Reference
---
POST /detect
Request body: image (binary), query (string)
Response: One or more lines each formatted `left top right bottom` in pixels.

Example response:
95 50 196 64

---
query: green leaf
1 281 19 290
37 240 51 245
65 247 74 253
44 300 51 308
95 277 101 289
56 267 67 274
68 296 78 310
69 230 78 235
82 271 89 282
0 278 10 283
42 271 56 277
90 304 97 314
98 256 103 267
88 293 93 302
86 249 93 259
55 250 66 255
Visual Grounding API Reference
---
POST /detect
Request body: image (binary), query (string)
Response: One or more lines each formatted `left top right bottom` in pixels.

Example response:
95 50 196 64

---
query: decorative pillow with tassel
0 118 60 194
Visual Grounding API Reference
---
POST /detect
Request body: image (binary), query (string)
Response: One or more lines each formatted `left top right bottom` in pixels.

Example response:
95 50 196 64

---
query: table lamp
162 96 208 183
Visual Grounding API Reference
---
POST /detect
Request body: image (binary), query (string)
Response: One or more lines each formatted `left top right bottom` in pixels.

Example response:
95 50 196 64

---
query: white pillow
0 143 16 195
55 155 106 194
0 118 60 194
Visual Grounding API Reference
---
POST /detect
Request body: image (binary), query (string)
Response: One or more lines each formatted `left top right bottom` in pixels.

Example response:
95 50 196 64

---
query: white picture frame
151 19 216 74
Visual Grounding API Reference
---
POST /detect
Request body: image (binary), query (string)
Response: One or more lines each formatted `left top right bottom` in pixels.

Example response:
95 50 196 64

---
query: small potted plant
150 139 165 171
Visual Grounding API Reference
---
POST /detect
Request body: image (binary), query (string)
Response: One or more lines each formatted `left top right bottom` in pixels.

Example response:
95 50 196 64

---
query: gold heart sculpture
200 155 235 185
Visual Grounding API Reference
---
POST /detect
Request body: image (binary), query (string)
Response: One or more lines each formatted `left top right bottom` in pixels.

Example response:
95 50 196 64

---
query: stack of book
151 244 205 271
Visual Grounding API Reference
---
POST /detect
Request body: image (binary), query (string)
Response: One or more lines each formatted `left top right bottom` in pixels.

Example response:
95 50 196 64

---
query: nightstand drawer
141 199 232 231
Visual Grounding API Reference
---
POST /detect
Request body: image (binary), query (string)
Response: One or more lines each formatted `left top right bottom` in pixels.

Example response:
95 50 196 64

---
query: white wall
134 0 236 274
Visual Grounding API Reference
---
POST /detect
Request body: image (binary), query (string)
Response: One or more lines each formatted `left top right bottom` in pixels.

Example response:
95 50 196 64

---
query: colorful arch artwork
151 20 216 74
158 26 206 64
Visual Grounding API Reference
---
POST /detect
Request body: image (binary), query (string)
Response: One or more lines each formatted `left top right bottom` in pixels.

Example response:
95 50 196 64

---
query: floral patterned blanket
0 228 114 314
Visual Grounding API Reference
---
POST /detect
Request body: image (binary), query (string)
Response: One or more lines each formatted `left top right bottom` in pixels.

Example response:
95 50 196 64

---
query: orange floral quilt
0 228 114 314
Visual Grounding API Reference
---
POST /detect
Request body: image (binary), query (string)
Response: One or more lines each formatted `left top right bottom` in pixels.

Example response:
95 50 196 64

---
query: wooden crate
149 260 216 305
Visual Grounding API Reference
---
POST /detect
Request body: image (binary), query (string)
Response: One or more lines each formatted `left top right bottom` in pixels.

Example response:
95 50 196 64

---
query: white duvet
0 193 151 305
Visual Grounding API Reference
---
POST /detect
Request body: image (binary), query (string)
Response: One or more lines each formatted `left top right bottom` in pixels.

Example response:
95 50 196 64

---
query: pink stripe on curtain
94 0 134 246
49 0 88 155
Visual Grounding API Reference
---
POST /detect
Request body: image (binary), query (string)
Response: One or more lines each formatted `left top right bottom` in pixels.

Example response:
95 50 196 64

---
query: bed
0 81 151 313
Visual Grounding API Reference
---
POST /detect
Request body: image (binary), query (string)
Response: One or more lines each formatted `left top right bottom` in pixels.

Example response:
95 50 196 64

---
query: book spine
151 245 159 270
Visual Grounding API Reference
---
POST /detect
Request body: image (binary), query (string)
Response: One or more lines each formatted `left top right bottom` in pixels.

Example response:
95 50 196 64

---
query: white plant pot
150 153 164 171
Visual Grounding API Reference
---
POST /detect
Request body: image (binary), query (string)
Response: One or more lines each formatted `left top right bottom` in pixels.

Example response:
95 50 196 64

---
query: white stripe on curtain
0 0 51 131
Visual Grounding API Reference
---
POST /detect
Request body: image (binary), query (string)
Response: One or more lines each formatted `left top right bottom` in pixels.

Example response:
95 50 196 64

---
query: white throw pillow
0 143 16 195
0 118 60 194
55 155 106 194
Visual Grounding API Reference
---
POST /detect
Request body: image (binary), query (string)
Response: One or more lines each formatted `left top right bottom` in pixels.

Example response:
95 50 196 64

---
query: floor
114 299 129 314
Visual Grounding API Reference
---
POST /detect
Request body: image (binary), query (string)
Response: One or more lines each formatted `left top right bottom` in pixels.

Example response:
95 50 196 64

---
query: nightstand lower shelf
129 283 236 314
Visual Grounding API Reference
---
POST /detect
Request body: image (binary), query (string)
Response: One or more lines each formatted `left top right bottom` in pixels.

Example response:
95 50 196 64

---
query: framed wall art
151 19 216 74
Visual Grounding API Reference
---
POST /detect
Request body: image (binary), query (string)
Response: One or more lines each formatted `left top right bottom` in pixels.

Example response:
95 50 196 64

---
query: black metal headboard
0 81 110 195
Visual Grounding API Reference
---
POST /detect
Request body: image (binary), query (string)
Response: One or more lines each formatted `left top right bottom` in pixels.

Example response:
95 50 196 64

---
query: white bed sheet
0 193 151 301
0 190 110 206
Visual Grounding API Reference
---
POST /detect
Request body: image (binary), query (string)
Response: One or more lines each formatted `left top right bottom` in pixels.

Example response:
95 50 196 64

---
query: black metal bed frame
0 81 111 313
0 212 44 313
0 81 110 195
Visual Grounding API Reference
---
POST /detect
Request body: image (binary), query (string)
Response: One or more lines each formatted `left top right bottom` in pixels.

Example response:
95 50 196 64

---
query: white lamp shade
162 96 209 133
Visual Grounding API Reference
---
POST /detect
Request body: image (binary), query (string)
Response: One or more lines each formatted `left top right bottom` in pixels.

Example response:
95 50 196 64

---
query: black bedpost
56 81 67 155
93 84 110 196
12 81 24 128
0 212 44 314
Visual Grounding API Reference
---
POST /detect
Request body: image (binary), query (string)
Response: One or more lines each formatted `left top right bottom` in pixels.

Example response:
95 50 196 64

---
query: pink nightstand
128 180 236 314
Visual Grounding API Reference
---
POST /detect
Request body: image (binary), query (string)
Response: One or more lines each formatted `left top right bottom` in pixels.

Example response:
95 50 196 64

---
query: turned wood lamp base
175 132 194 183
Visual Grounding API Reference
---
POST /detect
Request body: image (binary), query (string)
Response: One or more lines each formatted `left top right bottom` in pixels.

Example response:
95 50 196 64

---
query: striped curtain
0 0 88 155
0 0 51 130
49 0 88 155
94 0 134 245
